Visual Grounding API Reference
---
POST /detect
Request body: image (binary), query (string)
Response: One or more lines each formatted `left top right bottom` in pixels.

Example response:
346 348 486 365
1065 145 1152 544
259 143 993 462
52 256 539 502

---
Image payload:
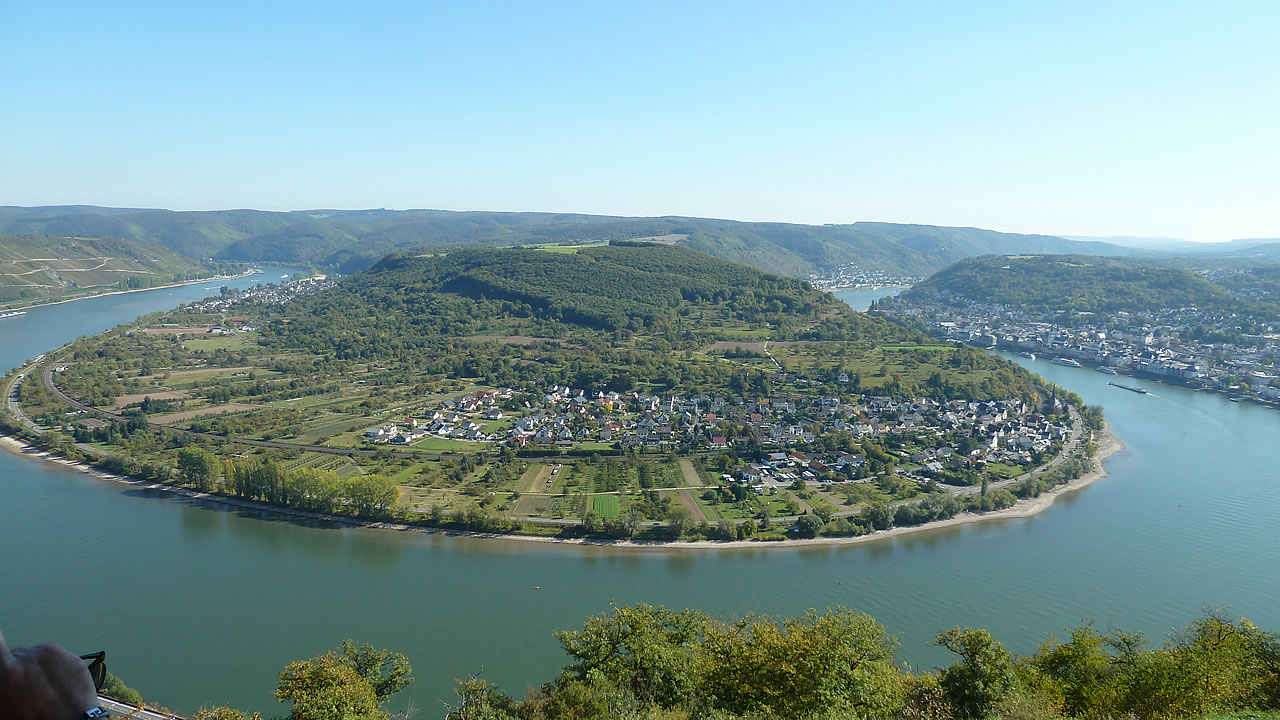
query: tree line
176 604 1280 720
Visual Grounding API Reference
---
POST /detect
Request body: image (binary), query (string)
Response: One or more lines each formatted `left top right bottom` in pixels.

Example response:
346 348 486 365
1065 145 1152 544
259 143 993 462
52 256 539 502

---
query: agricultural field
21 244 1061 537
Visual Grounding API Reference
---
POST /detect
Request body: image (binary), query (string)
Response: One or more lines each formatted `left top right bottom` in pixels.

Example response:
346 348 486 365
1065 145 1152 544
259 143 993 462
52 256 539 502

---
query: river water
2 284 1278 715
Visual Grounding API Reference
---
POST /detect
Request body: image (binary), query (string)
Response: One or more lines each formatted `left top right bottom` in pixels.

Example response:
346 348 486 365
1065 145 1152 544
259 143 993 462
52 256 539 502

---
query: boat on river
1018 351 1036 360
1109 381 1148 394
0 311 26 320
1096 366 1118 375
1052 357 1082 367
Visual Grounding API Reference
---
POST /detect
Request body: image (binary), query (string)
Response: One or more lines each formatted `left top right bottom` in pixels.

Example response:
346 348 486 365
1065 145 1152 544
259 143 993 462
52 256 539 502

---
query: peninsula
2 243 1106 545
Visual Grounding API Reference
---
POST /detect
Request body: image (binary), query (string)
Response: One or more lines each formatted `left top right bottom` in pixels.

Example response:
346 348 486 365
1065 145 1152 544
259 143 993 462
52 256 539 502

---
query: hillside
24 243 1072 542
0 205 1137 277
0 234 229 310
898 254 1276 317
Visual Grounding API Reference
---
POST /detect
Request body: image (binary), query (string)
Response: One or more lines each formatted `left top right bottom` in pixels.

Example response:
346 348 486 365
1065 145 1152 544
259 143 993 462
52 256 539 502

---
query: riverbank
820 283 911 292
0 269 262 313
0 421 1124 552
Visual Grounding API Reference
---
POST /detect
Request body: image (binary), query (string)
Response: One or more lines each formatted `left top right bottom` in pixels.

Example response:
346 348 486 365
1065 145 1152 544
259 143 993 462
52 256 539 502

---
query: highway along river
2 283 1278 715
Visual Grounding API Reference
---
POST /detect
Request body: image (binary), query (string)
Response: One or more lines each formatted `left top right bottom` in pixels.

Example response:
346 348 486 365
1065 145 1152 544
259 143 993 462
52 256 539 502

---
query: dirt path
676 489 708 522
791 492 814 515
814 489 846 508
677 459 704 487
520 463 551 492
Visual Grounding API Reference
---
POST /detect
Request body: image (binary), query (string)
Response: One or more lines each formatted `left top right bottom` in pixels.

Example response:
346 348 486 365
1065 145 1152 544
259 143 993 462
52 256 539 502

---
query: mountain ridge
0 205 1140 277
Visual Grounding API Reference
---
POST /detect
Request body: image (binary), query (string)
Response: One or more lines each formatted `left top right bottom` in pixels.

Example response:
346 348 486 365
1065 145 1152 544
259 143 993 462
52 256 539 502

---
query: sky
1 1 1276 242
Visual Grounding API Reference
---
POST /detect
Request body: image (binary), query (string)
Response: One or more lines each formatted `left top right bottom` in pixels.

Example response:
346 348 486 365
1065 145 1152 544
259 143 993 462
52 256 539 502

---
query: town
187 272 337 312
364 381 1075 495
880 295 1280 405
808 262 921 291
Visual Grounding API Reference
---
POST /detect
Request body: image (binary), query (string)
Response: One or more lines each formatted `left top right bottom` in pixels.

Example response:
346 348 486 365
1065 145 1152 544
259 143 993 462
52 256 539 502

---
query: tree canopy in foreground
188 605 1280 720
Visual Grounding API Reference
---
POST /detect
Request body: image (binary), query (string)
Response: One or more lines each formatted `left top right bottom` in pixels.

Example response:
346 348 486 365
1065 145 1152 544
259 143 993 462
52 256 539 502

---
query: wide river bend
2 280 1277 714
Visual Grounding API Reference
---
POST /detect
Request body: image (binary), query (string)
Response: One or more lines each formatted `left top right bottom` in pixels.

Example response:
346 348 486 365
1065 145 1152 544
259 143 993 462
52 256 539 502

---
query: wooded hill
0 205 1136 277
253 243 1046 400
0 234 228 310
899 254 1280 318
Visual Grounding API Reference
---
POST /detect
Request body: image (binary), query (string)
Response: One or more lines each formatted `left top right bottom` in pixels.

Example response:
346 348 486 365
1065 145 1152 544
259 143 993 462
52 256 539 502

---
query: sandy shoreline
0 421 1125 552
0 269 263 313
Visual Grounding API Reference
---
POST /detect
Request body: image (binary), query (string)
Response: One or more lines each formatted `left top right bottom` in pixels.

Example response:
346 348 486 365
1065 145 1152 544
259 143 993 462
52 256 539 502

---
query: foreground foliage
180 606 1280 720
194 641 412 720
449 605 1280 720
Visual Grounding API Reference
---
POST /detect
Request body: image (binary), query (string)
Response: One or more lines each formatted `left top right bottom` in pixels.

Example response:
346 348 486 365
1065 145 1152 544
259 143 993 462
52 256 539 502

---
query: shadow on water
120 485 357 531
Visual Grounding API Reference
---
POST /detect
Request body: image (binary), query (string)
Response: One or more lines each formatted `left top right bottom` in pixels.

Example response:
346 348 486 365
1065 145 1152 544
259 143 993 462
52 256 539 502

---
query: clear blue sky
2 1 1275 241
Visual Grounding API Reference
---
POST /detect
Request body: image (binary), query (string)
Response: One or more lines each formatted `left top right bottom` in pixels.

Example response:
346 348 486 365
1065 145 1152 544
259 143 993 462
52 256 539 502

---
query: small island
3 243 1107 545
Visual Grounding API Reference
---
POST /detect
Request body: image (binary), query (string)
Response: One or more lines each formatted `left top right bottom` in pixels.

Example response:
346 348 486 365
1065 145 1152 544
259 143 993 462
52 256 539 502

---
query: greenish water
3 285 1278 715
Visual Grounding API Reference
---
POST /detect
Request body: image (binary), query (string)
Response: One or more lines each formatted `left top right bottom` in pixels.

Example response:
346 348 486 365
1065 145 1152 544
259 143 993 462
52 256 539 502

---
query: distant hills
0 234 226 310
898 254 1280 318
0 205 1141 277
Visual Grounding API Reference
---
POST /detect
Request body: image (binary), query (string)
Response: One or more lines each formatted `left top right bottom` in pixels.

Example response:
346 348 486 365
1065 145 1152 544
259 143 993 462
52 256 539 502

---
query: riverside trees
220 457 399 518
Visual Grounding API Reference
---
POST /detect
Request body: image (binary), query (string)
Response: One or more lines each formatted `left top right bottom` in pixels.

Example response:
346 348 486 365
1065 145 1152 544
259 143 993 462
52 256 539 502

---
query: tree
811 499 835 523
177 446 220 491
338 640 414 704
275 651 384 720
667 506 693 538
794 513 824 538
342 474 399 517
936 627 1017 719
555 603 706 708
622 508 642 539
865 503 895 531
445 676 519 720
100 671 144 706
700 607 904 718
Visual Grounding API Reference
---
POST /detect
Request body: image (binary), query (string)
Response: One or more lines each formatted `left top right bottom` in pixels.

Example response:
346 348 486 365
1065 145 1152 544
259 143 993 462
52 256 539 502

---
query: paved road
4 359 43 433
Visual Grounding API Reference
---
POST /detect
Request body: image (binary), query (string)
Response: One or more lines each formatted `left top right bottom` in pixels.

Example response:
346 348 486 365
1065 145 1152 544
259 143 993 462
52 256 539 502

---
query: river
2 284 1278 715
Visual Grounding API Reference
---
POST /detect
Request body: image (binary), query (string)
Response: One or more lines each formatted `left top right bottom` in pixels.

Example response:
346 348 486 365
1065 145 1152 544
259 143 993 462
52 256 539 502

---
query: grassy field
591 494 620 518
532 243 607 254
183 334 252 352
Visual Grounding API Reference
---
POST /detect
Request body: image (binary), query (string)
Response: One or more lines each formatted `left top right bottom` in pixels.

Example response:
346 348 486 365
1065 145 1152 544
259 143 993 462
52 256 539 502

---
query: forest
901 255 1280 319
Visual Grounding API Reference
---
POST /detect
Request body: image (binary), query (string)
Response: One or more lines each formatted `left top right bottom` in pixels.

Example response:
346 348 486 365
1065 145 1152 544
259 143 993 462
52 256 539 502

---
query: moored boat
1052 357 1082 367
0 310 27 320
1018 351 1036 360
1096 366 1118 375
